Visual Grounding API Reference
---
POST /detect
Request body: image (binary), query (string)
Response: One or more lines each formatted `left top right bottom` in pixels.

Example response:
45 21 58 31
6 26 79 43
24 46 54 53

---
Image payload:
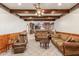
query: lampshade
0 8 26 35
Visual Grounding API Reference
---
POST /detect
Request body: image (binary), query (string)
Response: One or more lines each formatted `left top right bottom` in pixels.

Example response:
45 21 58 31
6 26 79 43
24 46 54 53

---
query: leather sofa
51 32 79 56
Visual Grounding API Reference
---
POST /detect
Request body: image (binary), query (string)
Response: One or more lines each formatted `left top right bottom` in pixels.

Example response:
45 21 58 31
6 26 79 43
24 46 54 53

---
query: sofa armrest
63 42 79 47
63 42 79 55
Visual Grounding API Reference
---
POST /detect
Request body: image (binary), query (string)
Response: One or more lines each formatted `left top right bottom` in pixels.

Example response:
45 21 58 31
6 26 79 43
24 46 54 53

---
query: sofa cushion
52 37 64 46
60 34 69 41
66 36 79 43
71 37 79 42
56 40 64 46
54 34 61 39
66 36 72 42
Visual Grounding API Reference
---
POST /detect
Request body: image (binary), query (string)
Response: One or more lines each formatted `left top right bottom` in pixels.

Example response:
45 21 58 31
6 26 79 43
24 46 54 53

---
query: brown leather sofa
51 32 79 56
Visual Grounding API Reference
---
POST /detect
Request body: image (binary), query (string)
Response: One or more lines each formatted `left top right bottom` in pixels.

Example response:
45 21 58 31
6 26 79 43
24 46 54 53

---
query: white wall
54 8 79 34
0 8 26 35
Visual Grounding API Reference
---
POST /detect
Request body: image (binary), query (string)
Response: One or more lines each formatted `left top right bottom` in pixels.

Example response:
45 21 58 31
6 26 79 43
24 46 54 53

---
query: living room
0 1 79 57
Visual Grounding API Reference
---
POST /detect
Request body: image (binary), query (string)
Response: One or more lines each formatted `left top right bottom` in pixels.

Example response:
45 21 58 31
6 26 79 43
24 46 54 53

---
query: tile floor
0 34 63 56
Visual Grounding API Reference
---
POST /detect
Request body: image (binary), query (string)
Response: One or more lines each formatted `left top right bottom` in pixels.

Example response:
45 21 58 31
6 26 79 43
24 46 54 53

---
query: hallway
0 34 62 56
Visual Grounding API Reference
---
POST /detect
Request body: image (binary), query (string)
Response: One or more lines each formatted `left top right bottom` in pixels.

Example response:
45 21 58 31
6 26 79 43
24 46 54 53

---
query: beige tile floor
0 34 63 56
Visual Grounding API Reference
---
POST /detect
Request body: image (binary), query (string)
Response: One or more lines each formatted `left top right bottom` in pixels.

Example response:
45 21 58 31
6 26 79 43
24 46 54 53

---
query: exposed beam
20 16 60 19
0 3 10 12
70 3 79 12
43 9 70 14
1 4 21 18
59 3 79 19
24 19 55 21
10 9 36 14
10 9 70 14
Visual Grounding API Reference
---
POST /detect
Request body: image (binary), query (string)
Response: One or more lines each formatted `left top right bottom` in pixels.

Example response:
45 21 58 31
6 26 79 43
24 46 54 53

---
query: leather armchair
12 34 28 54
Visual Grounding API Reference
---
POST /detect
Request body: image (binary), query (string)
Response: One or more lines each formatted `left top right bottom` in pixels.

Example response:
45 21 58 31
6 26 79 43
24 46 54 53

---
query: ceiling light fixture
58 3 62 6
51 11 55 14
29 17 32 19
25 11 29 14
33 3 44 17
42 10 45 12
18 3 22 6
47 17 52 19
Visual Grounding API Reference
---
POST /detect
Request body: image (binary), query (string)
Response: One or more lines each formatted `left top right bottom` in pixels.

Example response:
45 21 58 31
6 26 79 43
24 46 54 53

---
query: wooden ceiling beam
43 9 70 14
20 16 60 19
70 3 79 12
0 3 10 12
10 9 70 14
0 4 21 17
59 3 79 19
24 19 55 21
10 9 36 14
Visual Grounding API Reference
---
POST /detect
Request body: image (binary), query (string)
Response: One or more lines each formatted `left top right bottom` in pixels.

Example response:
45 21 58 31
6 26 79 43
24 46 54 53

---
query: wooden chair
35 30 48 41
40 38 50 49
